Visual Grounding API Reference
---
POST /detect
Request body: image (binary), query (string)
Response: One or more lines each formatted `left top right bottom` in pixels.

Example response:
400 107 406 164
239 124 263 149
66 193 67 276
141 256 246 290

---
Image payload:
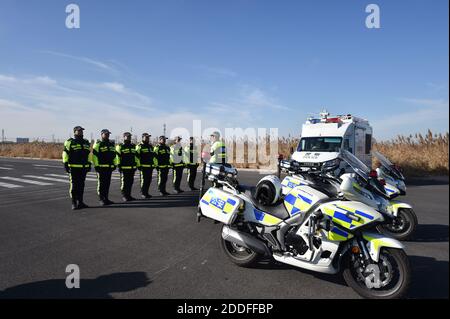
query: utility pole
1 129 4 143
163 123 166 137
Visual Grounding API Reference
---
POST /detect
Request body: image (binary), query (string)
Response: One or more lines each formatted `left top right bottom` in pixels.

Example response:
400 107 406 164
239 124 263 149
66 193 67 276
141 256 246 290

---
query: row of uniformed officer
63 126 215 210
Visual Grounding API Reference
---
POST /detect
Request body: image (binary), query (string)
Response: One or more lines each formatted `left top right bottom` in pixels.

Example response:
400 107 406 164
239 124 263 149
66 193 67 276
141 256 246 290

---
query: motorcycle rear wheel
220 234 260 267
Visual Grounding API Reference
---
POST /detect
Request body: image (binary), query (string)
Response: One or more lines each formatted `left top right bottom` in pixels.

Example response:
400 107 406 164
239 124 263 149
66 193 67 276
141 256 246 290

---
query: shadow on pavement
409 224 449 243
253 258 347 287
0 272 151 299
87 194 200 209
407 256 449 299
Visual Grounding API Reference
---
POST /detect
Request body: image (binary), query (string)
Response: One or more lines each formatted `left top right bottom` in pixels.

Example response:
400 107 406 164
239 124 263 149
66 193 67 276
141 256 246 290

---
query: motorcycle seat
237 184 290 220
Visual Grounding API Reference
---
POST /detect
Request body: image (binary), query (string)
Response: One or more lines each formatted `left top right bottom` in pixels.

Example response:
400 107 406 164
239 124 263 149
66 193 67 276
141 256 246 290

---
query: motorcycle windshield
339 150 370 181
341 150 389 199
373 151 405 180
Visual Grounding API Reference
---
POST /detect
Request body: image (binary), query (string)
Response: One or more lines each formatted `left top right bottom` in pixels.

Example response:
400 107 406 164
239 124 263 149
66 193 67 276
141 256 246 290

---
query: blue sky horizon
0 0 448 142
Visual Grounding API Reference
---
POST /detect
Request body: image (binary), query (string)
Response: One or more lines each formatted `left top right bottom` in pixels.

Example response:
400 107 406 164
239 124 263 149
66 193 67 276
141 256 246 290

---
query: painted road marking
45 174 97 182
23 175 69 183
0 176 53 186
0 166 13 170
33 164 62 168
0 181 23 188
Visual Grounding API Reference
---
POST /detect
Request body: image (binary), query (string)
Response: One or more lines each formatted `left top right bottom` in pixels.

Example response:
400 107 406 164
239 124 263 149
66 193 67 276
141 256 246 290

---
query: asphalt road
0 157 448 299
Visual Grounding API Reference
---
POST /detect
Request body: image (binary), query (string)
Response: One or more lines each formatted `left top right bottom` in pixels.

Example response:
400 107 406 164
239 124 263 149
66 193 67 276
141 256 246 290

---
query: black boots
72 199 89 210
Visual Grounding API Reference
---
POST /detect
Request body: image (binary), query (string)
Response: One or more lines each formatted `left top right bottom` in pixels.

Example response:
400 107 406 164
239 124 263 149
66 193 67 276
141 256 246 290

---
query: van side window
365 134 372 154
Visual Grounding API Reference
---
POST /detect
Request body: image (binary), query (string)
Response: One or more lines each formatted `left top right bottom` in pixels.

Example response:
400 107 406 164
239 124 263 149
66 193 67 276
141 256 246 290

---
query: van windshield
297 137 342 152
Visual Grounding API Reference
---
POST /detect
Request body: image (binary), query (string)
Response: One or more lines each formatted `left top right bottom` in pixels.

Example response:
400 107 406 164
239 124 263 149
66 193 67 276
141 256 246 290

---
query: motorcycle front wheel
343 248 411 299
220 234 260 267
377 208 418 241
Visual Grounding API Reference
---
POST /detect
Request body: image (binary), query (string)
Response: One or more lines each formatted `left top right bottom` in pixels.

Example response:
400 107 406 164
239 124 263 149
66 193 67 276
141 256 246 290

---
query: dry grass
372 130 449 176
0 142 63 160
1 130 448 176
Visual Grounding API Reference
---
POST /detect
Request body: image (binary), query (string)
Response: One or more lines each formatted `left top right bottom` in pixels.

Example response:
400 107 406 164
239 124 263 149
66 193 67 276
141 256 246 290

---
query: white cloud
40 51 117 73
208 85 290 118
0 74 226 141
101 82 126 93
241 86 290 110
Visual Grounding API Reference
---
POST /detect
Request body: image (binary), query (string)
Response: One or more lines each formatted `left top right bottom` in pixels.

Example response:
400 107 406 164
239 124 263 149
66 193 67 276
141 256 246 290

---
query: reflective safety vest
62 138 92 168
209 141 227 164
183 144 200 165
136 142 157 168
154 144 171 168
92 140 117 168
170 143 185 167
116 143 138 170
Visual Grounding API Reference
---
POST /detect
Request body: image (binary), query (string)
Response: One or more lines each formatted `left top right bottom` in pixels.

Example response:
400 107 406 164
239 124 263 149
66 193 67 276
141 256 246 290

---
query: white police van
291 110 373 170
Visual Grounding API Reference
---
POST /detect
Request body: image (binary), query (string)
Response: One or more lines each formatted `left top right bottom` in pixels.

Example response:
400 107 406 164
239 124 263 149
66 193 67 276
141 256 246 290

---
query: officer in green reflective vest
92 129 117 206
170 136 185 194
116 132 139 202
154 136 171 196
62 125 92 210
183 136 200 190
136 132 157 199
209 131 227 164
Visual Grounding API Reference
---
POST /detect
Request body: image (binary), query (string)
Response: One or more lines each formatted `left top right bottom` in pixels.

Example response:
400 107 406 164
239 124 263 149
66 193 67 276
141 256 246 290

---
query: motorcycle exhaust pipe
222 225 271 256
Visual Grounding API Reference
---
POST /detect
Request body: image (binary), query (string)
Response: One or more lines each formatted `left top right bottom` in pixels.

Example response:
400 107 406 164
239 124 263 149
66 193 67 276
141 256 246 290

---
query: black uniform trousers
157 167 169 193
120 169 136 198
96 168 113 200
69 168 88 202
140 167 154 196
172 165 184 190
186 164 198 189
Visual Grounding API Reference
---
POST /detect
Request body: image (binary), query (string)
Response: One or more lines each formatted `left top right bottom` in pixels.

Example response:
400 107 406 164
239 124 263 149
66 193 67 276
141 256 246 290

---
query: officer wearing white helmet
209 131 227 164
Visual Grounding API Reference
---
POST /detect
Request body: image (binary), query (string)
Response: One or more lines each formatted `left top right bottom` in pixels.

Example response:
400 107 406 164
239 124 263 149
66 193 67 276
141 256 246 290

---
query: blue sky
0 0 448 141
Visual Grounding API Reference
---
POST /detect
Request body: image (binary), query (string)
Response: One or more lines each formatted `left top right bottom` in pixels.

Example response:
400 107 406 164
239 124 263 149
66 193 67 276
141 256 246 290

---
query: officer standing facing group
154 136 171 196
136 133 157 199
116 132 139 202
92 129 117 206
209 131 227 164
62 126 92 210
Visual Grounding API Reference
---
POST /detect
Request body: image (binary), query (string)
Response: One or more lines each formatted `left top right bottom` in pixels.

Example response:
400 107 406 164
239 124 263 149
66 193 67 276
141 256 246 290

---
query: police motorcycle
197 156 411 299
373 151 407 196
279 152 417 241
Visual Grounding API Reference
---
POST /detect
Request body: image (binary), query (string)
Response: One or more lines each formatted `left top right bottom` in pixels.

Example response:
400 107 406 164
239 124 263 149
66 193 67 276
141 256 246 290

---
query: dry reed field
0 130 448 176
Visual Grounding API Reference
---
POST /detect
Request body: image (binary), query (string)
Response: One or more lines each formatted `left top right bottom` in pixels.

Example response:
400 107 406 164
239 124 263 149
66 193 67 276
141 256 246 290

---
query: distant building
16 138 30 144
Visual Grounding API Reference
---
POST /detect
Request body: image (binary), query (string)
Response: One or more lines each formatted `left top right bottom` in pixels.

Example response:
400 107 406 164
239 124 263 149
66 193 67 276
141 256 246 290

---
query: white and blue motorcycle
197 152 411 299
280 152 417 241
373 151 407 196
